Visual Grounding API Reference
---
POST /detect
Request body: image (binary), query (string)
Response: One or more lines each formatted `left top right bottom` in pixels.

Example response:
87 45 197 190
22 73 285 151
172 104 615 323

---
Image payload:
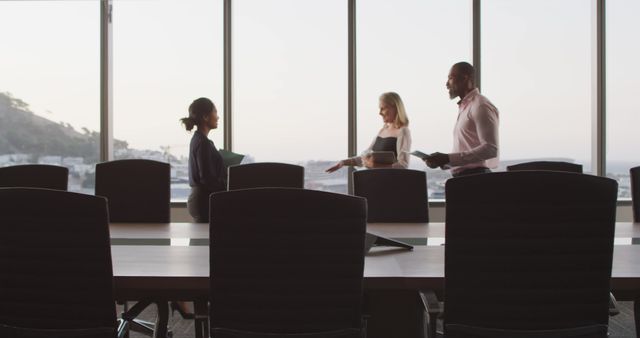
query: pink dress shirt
448 88 499 175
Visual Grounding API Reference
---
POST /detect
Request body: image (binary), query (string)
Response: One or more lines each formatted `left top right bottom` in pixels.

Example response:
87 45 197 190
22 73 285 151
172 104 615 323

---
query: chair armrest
419 289 442 314
419 290 442 338
609 292 620 316
117 319 130 338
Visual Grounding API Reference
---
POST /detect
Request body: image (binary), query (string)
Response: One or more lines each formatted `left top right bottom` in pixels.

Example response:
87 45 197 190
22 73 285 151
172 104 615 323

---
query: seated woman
326 92 411 173
180 97 226 223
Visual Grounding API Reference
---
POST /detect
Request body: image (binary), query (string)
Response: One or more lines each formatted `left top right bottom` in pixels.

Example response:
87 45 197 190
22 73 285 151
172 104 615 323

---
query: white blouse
350 126 412 169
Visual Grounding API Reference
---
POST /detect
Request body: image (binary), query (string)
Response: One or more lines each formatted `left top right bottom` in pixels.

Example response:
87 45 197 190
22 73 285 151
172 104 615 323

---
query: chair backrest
0 164 68 191
95 159 170 222
0 188 117 332
353 168 428 222
506 161 583 173
0 324 117 338
227 162 304 190
211 328 362 338
444 171 617 335
630 166 640 222
210 188 366 335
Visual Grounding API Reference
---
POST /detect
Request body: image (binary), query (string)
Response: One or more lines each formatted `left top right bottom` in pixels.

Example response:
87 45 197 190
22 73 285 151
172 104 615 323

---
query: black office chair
505 160 621 317
95 159 171 336
227 162 304 190
95 159 170 222
208 188 367 338
436 171 617 338
630 166 640 223
0 164 68 190
629 166 640 333
0 188 125 338
353 168 428 222
506 161 583 173
0 325 118 338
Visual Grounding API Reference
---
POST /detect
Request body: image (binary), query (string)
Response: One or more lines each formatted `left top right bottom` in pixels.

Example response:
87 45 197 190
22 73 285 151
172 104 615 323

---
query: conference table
110 222 640 338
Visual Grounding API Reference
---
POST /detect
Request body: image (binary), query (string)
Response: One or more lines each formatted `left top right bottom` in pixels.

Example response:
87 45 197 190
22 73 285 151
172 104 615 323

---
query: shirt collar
457 88 480 108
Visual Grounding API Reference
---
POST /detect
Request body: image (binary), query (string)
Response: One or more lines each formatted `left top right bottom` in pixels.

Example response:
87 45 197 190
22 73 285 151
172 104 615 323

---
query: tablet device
410 150 430 161
219 149 245 168
369 151 396 165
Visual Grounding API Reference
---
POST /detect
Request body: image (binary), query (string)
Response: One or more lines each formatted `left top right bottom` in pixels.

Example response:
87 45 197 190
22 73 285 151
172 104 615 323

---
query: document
219 149 245 168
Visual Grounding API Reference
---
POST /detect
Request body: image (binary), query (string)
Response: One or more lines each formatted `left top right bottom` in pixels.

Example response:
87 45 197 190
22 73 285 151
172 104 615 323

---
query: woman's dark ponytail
180 97 215 131
180 116 197 131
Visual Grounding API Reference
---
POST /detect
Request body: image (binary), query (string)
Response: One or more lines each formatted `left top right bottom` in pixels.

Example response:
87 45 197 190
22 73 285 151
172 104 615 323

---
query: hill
0 91 128 163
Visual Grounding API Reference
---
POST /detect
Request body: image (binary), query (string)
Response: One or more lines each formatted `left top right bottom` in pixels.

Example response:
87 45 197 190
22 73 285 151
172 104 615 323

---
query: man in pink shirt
425 62 499 177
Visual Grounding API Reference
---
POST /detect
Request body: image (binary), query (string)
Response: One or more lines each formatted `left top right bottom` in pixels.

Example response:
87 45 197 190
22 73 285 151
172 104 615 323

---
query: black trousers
188 186 211 223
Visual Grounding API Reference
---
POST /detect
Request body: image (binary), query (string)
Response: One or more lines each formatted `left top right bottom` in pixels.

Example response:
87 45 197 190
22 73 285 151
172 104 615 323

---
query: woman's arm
392 127 411 168
195 143 226 192
326 130 380 172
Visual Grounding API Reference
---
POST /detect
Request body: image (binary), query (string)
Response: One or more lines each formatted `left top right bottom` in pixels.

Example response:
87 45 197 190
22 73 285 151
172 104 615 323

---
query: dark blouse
371 136 398 157
188 130 226 192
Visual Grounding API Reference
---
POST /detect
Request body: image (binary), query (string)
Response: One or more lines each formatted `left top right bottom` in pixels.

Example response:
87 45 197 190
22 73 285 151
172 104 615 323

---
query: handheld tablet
410 150 430 160
369 151 396 165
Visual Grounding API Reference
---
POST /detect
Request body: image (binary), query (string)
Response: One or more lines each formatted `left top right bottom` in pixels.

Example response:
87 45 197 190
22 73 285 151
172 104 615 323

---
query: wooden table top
111 243 640 300
110 222 640 240
110 222 640 300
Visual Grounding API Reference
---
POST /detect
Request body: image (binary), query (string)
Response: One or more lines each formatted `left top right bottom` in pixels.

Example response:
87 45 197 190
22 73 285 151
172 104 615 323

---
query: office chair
0 164 68 190
0 188 126 338
95 159 170 222
353 168 428 223
95 159 171 337
227 162 304 190
433 171 617 338
506 161 583 173
505 160 622 317
208 188 367 338
629 166 640 333
630 166 640 223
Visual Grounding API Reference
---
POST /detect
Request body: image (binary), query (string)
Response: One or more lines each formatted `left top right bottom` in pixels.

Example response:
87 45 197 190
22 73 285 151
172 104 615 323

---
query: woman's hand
325 160 345 173
363 154 375 168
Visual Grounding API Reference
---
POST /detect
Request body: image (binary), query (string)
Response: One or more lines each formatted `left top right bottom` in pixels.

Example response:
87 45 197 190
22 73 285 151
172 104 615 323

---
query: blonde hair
379 92 409 127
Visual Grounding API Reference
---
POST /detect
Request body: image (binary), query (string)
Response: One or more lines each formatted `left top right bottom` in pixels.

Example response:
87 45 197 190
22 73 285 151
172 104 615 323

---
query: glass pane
357 0 472 199
482 0 592 172
0 1 100 194
113 0 223 201
233 0 348 194
606 0 640 199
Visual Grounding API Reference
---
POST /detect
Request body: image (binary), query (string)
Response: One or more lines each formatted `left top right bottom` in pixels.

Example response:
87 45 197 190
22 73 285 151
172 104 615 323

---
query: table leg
154 301 170 338
194 300 209 338
635 299 640 338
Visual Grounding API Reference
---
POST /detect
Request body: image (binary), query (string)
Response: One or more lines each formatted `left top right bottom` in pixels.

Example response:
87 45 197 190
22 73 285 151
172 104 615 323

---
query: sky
0 0 638 170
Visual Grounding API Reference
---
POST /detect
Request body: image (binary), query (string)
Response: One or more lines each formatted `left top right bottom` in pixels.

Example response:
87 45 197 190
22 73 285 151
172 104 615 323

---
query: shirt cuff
448 152 463 166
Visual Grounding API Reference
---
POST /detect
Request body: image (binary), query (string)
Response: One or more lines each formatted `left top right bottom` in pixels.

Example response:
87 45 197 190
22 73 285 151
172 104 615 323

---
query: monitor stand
365 232 413 253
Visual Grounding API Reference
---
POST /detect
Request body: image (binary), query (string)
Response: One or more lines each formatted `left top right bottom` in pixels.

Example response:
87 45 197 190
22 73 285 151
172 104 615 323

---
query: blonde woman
326 92 411 173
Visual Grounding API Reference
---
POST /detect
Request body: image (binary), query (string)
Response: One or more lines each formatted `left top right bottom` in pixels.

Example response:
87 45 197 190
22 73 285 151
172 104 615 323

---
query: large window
3 1 635 205
482 0 592 173
606 0 640 199
232 0 348 193
357 0 472 199
113 0 224 201
0 1 100 194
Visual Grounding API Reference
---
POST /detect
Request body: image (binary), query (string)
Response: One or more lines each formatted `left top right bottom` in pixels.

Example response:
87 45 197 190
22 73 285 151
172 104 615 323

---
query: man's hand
425 152 450 169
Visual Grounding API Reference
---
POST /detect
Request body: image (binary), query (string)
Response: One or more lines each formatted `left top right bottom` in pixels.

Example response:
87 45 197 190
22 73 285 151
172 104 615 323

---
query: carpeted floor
121 301 638 338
